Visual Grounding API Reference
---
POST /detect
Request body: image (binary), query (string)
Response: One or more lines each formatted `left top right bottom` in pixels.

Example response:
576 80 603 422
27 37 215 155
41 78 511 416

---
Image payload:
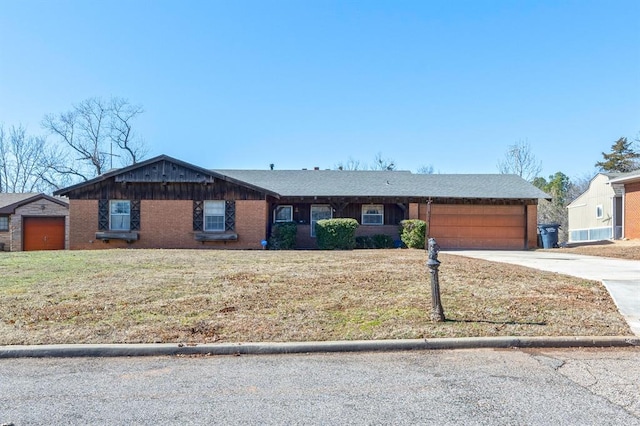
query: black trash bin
537 224 560 248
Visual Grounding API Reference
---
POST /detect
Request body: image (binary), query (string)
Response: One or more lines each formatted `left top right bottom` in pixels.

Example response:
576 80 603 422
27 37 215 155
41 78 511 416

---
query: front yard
0 249 632 345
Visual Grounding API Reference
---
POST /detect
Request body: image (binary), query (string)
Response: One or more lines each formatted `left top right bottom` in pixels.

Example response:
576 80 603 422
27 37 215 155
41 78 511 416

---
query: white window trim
310 205 332 237
595 204 604 219
110 200 131 231
274 205 293 223
361 204 384 225
204 200 226 232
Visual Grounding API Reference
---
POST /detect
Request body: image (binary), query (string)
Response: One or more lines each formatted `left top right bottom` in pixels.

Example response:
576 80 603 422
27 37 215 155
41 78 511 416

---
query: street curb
1 336 639 358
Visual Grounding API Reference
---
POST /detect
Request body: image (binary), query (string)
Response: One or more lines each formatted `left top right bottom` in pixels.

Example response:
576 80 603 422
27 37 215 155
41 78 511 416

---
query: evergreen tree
595 137 640 173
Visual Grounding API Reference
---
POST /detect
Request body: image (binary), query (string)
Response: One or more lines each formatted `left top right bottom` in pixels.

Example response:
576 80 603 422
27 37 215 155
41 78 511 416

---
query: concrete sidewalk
447 250 640 336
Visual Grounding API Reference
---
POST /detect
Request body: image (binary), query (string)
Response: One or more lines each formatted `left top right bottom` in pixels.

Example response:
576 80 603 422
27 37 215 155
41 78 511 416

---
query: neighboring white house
567 173 623 243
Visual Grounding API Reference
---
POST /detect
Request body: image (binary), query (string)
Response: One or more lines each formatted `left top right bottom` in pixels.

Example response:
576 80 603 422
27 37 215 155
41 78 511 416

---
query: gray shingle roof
0 193 41 209
609 169 640 184
213 170 550 199
0 193 68 214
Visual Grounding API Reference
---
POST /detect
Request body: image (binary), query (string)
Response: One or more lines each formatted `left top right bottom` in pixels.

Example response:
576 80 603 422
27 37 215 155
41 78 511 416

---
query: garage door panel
23 217 65 251
430 205 525 249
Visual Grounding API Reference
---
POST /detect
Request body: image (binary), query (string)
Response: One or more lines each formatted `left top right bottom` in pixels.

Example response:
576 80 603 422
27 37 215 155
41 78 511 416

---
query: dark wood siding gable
63 159 269 201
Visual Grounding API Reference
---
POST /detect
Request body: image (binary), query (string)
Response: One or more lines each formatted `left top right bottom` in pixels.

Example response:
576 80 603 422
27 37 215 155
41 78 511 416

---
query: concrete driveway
445 250 640 337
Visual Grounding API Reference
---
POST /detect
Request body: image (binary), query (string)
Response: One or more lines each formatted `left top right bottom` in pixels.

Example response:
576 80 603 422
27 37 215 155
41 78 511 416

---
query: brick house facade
609 172 640 240
54 155 550 250
623 181 640 239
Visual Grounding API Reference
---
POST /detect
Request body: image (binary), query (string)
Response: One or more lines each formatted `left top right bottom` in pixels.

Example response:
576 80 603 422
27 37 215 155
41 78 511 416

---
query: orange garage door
23 217 66 251
430 205 525 249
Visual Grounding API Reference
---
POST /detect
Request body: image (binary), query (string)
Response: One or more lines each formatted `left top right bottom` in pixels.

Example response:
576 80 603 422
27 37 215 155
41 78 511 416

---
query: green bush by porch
269 222 298 250
399 219 427 249
316 218 359 250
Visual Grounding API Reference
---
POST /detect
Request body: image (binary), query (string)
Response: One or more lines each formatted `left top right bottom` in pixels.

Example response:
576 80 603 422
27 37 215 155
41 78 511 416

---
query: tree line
0 96 146 194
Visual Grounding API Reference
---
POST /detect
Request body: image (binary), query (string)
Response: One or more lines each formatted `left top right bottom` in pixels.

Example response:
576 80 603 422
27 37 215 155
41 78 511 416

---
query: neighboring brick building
0 193 69 251
610 171 640 240
567 170 640 242
54 155 550 250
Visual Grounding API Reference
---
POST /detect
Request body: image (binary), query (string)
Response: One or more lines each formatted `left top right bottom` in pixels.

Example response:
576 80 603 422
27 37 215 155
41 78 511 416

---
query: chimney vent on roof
314 167 320 170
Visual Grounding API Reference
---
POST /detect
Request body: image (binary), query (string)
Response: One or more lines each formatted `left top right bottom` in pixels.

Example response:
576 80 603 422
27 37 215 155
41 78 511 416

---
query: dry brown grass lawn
551 239 640 261
0 249 632 345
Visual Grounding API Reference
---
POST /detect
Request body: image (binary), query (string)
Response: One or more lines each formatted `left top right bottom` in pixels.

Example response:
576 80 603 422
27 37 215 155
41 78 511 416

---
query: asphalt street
447 250 640 336
1 348 639 425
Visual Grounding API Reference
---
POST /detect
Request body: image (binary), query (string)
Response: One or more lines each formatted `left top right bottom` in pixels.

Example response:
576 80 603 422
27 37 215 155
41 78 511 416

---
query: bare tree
416 164 434 174
42 96 146 181
497 140 542 181
110 97 146 164
370 152 396 171
335 153 397 171
0 125 52 193
335 157 362 171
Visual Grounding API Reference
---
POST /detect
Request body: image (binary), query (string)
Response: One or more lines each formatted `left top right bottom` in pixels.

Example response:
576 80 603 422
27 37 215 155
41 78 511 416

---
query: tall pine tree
595 137 640 173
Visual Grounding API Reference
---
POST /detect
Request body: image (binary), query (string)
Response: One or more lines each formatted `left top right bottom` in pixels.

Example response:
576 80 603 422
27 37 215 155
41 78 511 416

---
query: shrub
316 218 359 250
372 234 394 249
355 234 395 249
399 219 427 249
268 222 297 250
355 236 375 249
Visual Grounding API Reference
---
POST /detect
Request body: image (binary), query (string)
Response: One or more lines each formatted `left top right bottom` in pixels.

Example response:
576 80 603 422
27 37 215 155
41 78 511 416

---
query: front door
310 205 332 237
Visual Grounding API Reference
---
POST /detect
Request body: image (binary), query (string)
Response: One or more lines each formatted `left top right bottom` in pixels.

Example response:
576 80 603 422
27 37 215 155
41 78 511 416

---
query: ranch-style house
54 155 550 250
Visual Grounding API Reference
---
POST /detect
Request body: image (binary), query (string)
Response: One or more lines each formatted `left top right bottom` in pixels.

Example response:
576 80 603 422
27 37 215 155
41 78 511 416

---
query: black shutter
130 200 141 231
225 200 235 231
98 200 109 231
193 201 203 231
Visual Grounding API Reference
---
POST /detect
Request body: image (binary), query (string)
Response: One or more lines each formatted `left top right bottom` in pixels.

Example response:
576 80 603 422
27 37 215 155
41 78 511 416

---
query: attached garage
23 217 66 251
53 155 549 251
430 205 526 249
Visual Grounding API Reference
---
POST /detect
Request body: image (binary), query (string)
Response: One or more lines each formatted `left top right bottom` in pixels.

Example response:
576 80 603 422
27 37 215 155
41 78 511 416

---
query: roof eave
0 194 68 214
53 155 280 198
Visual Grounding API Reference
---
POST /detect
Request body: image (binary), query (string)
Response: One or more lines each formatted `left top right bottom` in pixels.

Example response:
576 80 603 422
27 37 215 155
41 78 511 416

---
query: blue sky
1 0 638 180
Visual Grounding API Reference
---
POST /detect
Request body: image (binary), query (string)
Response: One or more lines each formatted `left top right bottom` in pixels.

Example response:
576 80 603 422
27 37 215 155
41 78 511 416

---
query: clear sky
1 0 638 180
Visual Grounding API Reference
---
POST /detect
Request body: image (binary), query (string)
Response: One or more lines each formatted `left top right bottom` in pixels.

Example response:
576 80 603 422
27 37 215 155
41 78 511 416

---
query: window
0 216 8 231
274 205 293 222
204 200 225 231
310 205 332 237
596 204 603 219
110 200 131 231
362 204 384 225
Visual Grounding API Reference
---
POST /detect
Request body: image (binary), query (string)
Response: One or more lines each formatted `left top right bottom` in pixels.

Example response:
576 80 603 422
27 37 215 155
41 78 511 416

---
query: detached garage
0 194 69 251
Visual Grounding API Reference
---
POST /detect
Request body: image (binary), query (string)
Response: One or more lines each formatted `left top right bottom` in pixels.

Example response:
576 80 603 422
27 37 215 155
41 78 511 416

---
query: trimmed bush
399 219 427 249
355 236 375 249
268 222 297 250
356 234 395 249
372 234 394 249
316 218 359 250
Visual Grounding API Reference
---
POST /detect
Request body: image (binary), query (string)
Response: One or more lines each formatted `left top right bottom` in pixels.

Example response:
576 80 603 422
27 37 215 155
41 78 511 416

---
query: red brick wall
69 200 98 250
235 200 268 249
625 182 640 239
68 199 268 250
527 204 538 249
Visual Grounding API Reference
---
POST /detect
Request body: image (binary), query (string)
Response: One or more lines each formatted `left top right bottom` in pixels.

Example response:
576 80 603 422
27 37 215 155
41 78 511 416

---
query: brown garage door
430 205 525 249
23 217 66 251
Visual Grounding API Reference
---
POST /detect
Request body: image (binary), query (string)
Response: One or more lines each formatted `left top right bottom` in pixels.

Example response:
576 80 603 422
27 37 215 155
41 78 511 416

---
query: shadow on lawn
446 318 548 326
